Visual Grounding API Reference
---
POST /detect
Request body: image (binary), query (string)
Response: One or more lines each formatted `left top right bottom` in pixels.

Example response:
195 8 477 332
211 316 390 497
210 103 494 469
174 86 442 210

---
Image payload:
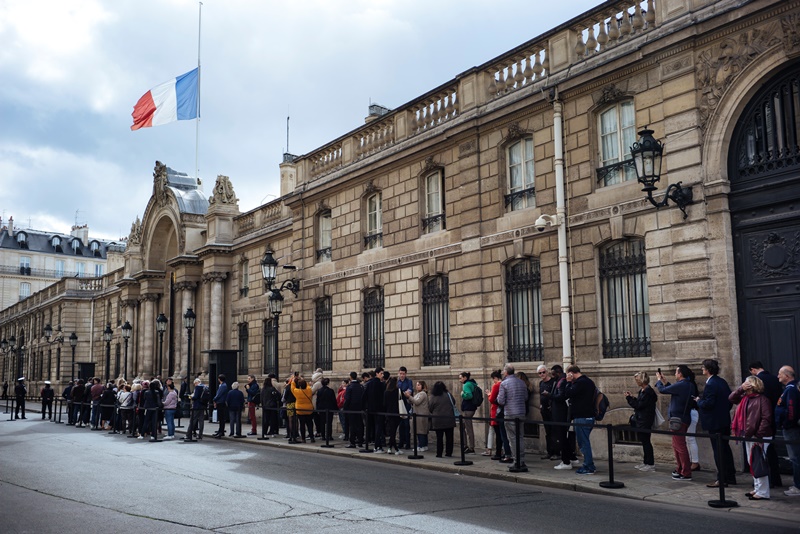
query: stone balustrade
410 85 459 135
574 0 656 58
235 200 287 238
355 117 396 160
308 143 343 180
487 48 549 99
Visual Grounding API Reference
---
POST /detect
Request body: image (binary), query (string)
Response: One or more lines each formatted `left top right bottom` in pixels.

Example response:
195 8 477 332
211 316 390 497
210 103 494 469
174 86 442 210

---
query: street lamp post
260 249 300 378
630 127 693 219
184 308 196 379
156 313 168 377
121 321 132 380
102 324 113 381
69 333 78 381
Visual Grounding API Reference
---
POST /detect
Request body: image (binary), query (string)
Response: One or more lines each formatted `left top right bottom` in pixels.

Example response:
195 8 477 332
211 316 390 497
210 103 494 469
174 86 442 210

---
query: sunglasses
538 371 547 375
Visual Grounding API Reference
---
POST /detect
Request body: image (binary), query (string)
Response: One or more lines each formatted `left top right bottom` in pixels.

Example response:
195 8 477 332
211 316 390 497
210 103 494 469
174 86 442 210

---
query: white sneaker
554 462 573 470
137 436 143 440
784 486 800 497
386 448 393 454
374 447 384 453
163 435 173 440
338 434 345 440
634 463 645 470
395 449 402 455
639 464 656 472
570 460 582 467
419 447 427 452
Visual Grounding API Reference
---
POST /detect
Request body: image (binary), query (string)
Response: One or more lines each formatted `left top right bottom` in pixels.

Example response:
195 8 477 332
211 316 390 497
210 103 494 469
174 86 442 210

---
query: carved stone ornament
696 24 782 132
781 13 800 57
154 161 170 207
364 180 379 195
750 231 800 279
503 122 528 144
596 84 625 107
128 216 143 246
209 174 238 205
418 156 442 177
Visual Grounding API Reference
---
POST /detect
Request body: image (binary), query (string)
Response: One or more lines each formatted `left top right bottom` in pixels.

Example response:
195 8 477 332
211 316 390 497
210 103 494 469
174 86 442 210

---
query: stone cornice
202 272 228 284
132 270 166 282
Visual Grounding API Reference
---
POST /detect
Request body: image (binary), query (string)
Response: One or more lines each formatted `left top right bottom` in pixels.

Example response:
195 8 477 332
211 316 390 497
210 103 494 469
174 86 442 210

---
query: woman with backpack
458 372 481 454
142 381 163 442
245 375 261 436
428 381 457 458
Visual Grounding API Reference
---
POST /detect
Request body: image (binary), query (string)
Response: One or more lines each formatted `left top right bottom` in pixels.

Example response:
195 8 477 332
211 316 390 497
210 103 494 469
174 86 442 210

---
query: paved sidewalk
13 405 800 523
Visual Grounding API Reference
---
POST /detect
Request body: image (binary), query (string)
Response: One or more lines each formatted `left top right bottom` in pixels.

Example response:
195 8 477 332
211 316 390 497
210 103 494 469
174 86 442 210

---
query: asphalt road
0 419 796 533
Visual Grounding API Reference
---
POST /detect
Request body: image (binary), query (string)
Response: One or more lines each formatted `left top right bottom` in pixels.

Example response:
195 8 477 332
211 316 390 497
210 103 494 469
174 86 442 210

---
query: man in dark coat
362 369 386 451
212 374 229 437
749 361 783 488
41 381 55 420
695 358 737 487
183 378 206 441
14 377 27 419
316 378 339 441
344 372 364 448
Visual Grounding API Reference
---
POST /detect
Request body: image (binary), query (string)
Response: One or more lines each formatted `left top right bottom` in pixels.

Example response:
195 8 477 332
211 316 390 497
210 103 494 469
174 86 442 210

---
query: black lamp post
156 313 168 377
260 249 300 378
69 332 78 381
121 321 132 380
7 334 24 380
631 127 693 219
184 308 196 379
102 323 112 381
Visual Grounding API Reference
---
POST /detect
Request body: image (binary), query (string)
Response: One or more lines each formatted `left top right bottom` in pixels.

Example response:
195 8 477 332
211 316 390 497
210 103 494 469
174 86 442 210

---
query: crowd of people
8 358 800 501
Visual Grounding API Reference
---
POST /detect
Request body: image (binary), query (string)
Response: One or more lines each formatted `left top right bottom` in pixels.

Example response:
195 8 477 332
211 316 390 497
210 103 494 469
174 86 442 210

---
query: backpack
594 387 610 421
336 388 346 409
471 381 484 408
200 386 212 406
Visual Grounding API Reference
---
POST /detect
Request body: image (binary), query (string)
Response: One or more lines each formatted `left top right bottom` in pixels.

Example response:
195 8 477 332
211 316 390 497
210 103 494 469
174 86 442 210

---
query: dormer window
71 239 82 255
16 232 28 249
51 236 63 252
90 240 101 257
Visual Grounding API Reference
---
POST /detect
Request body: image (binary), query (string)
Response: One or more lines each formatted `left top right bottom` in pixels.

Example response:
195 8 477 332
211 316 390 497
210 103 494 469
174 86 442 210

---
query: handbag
398 390 408 420
448 393 460 417
750 443 769 478
653 409 665 429
211 409 218 423
628 413 637 428
668 383 692 432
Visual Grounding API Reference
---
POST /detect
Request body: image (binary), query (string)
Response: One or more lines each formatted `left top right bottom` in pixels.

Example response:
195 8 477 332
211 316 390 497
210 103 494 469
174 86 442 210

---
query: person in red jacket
729 375 774 501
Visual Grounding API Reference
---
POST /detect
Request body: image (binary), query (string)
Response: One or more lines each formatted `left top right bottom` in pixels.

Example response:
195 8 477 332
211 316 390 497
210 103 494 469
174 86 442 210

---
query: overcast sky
0 0 599 241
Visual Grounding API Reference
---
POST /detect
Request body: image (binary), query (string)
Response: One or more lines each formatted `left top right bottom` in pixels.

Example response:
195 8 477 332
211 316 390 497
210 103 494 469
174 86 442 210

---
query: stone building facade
2 0 799 459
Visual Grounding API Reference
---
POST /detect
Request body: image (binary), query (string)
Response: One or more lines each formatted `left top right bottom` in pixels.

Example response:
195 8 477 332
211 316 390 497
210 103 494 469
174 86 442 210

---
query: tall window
505 137 536 210
238 323 249 374
19 282 31 301
363 288 385 368
240 259 250 297
365 193 383 249
76 263 85 277
423 171 445 233
315 298 332 370
317 210 332 262
599 239 651 357
19 256 31 275
263 319 276 375
505 258 544 362
94 264 104 277
597 101 636 186
55 260 65 278
422 275 450 366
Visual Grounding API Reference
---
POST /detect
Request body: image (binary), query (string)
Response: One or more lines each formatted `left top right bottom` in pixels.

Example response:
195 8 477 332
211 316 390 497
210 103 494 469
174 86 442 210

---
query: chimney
365 103 390 124
7 216 14 237
71 224 89 244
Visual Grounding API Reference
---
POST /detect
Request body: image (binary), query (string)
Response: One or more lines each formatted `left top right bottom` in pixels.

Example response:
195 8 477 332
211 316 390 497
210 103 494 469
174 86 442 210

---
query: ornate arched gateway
730 61 800 376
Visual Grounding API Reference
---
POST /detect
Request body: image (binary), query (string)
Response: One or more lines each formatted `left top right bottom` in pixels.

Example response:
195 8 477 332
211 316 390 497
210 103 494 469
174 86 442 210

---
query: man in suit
749 361 783 488
695 359 737 487
212 374 229 438
344 372 364 448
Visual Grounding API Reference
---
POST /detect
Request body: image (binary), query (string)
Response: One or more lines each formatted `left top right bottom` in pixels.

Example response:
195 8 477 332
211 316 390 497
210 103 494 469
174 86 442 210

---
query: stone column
120 299 138 381
208 272 227 350
201 276 212 371
139 295 158 376
174 282 196 378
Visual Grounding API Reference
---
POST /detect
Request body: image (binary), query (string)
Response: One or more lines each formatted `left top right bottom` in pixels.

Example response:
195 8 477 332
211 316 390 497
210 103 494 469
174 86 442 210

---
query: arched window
599 239 651 357
597 100 636 186
317 210 332 262
238 323 249 374
315 298 332 370
364 192 383 250
16 232 28 249
262 319 276 375
505 258 543 362
505 137 536 210
422 170 446 233
422 275 450 366
363 288 385 369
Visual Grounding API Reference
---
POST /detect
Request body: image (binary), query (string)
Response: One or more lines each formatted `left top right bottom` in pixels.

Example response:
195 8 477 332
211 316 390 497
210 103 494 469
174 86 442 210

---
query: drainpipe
552 97 572 367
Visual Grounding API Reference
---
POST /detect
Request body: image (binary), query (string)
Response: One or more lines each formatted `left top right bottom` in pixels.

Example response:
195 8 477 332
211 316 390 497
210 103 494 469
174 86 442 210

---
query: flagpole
195 1 202 187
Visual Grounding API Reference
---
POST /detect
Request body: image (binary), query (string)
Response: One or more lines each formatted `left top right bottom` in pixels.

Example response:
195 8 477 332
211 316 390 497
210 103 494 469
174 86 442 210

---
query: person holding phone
656 365 696 481
625 372 657 472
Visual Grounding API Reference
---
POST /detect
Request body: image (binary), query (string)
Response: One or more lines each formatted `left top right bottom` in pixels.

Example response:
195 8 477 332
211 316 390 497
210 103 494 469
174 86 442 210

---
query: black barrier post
508 417 527 472
359 411 374 453
454 414 473 466
708 432 738 508
54 398 64 424
321 409 334 448
7 398 14 420
3 396 8 414
599 423 624 489
408 411 423 460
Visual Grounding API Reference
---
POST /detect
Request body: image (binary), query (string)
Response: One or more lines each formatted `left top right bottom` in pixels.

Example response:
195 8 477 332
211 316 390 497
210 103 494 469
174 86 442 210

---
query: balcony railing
0 264 92 279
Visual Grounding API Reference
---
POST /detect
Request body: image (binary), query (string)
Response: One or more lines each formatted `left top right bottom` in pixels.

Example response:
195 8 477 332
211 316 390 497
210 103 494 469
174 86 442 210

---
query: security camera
534 214 558 233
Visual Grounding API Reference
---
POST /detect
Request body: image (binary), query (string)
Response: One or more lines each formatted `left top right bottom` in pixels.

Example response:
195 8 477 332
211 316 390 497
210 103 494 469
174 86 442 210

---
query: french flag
131 68 199 131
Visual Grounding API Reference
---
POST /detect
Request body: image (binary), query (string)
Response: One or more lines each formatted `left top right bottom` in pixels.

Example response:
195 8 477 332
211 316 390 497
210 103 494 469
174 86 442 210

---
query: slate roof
166 167 208 215
0 227 124 259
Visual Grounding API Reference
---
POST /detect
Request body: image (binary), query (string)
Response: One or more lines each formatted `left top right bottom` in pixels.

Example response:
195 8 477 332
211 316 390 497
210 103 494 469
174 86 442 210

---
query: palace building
2 0 799 455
